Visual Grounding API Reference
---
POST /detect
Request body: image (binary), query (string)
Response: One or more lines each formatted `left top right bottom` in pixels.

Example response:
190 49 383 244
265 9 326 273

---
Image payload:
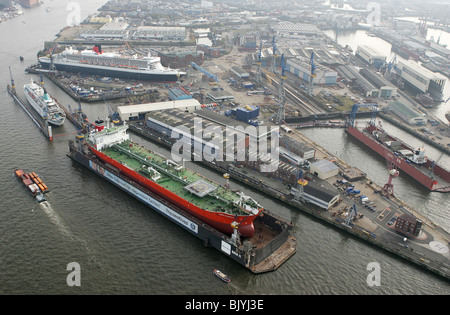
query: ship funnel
94 119 105 132
93 45 103 54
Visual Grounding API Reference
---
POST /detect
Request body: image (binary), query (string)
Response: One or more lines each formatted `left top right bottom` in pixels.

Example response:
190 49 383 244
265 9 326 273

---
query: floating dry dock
7 68 53 141
68 136 297 273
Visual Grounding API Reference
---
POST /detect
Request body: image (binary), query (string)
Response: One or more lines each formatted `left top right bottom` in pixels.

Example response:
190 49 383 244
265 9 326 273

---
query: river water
0 1 449 295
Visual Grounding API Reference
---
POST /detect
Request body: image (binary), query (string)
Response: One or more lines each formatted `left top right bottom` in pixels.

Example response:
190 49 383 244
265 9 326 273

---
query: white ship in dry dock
38 45 185 82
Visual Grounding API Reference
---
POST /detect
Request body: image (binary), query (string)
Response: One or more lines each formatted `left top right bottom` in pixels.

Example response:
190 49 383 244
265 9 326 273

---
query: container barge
15 169 49 203
346 120 450 193
67 127 296 273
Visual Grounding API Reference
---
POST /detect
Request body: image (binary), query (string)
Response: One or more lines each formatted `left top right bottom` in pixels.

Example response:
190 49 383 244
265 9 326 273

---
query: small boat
213 269 230 283
15 169 49 203
20 56 24 62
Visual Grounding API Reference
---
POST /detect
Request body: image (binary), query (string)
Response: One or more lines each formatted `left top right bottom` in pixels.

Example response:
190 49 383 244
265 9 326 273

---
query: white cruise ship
23 80 66 126
38 45 185 82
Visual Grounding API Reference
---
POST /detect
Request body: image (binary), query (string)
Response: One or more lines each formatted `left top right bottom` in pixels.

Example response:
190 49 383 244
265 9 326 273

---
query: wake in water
38 200 102 266
39 201 74 239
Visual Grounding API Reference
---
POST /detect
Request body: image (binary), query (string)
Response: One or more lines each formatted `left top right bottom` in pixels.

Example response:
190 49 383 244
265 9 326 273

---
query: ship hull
39 59 180 83
68 141 297 273
24 84 66 126
87 144 258 237
346 125 450 192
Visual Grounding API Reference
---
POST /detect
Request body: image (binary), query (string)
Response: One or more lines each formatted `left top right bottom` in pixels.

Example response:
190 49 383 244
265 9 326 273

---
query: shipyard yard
2 0 450 296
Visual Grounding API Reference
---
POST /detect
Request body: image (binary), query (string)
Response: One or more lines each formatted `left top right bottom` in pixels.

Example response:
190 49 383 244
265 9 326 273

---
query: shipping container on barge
68 133 296 273
345 104 450 193
15 169 49 203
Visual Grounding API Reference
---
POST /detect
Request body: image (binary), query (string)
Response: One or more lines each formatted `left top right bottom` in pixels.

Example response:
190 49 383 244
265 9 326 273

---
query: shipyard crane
255 41 263 85
343 204 358 228
347 103 379 128
428 151 444 180
272 53 287 125
102 93 120 124
190 62 218 82
382 166 399 197
9 66 15 94
308 51 317 96
271 35 278 74
48 45 58 72
383 54 397 77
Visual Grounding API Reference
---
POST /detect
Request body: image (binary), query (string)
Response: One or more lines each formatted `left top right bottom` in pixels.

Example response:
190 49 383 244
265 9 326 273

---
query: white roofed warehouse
118 99 202 120
395 59 446 96
309 160 339 180
286 58 337 86
133 26 186 41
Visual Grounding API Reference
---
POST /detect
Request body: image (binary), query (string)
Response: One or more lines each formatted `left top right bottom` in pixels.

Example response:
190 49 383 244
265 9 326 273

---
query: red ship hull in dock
346 123 450 193
87 144 260 237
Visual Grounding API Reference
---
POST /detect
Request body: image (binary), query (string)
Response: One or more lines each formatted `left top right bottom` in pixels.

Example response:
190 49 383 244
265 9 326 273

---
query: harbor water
0 1 449 295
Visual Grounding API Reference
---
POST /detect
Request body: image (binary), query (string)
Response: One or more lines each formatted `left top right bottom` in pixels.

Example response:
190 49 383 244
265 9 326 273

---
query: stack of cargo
14 169 48 203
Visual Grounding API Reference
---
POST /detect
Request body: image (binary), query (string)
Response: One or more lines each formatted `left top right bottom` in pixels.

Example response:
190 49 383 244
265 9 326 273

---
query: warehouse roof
310 159 339 173
389 100 422 119
118 99 201 116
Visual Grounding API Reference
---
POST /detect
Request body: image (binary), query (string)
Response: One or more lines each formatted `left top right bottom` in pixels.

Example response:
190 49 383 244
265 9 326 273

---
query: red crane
382 167 399 197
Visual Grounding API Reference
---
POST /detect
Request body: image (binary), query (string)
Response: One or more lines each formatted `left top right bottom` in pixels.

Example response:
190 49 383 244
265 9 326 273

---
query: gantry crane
255 41 262 84
308 51 317 96
271 34 277 74
273 53 287 125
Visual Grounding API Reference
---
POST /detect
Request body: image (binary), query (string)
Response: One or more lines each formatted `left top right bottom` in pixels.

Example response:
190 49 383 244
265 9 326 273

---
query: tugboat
213 269 231 283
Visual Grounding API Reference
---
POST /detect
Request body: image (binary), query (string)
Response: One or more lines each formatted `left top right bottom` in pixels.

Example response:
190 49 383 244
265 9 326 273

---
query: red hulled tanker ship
83 119 263 237
346 120 450 192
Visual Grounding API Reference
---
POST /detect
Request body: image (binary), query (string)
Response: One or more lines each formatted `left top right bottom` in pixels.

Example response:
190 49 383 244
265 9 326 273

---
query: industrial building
280 136 315 160
336 65 380 98
271 22 321 37
169 87 193 101
133 26 186 41
395 59 446 95
14 0 38 8
355 45 387 69
117 99 202 120
309 160 339 180
286 57 337 85
159 50 204 68
0 0 11 9
388 100 427 125
207 90 234 102
143 109 272 161
395 214 423 237
290 181 341 210
225 106 260 124
146 115 220 160
80 29 130 40
231 66 249 79
359 68 397 98
194 109 272 154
